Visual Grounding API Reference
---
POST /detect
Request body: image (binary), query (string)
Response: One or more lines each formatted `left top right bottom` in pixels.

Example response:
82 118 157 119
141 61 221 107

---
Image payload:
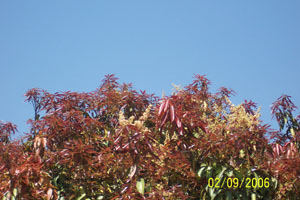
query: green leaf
77 193 86 200
209 187 216 200
227 170 235 178
12 188 18 197
193 132 200 138
225 191 233 200
290 127 295 138
217 166 227 179
206 166 213 178
145 184 152 192
284 116 288 125
200 163 207 167
197 166 206 177
239 149 245 158
136 178 145 195
53 175 59 187
251 193 256 200
77 188 86 200
232 170 244 181
271 177 278 189
253 172 259 186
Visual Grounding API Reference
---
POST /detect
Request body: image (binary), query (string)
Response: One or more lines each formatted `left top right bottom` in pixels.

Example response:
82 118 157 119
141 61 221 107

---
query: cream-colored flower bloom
118 104 152 132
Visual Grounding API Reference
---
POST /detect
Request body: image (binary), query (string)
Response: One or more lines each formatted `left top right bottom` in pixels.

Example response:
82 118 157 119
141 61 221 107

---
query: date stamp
208 177 270 189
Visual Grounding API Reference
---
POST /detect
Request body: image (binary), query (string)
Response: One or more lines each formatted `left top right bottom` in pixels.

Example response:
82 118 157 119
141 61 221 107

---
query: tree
0 74 299 199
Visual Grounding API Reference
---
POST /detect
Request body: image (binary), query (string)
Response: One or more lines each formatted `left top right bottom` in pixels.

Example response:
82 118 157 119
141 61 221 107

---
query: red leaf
164 99 169 112
158 101 166 118
145 139 154 153
179 127 183 135
274 144 282 157
170 105 175 122
176 117 182 128
287 149 291 158
160 110 169 128
47 188 53 200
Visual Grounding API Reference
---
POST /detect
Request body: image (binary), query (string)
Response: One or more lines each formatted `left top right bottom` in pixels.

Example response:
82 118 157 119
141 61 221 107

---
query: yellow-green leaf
136 178 145 195
291 128 295 137
239 149 245 158
251 193 256 200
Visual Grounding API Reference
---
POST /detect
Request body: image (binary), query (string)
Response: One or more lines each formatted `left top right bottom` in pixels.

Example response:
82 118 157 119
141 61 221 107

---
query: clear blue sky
1 1 299 139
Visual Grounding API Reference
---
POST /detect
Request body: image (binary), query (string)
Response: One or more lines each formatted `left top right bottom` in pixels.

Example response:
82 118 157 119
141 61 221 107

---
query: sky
0 1 299 140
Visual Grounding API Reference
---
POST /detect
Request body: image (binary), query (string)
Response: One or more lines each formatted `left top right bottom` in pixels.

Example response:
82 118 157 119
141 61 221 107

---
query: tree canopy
1 74 300 199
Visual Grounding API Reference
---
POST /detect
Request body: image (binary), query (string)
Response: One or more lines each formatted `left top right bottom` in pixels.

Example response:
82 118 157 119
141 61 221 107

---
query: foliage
1 74 300 199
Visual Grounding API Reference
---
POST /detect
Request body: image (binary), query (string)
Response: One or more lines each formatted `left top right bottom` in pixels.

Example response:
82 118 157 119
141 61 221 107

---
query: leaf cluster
1 74 300 199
